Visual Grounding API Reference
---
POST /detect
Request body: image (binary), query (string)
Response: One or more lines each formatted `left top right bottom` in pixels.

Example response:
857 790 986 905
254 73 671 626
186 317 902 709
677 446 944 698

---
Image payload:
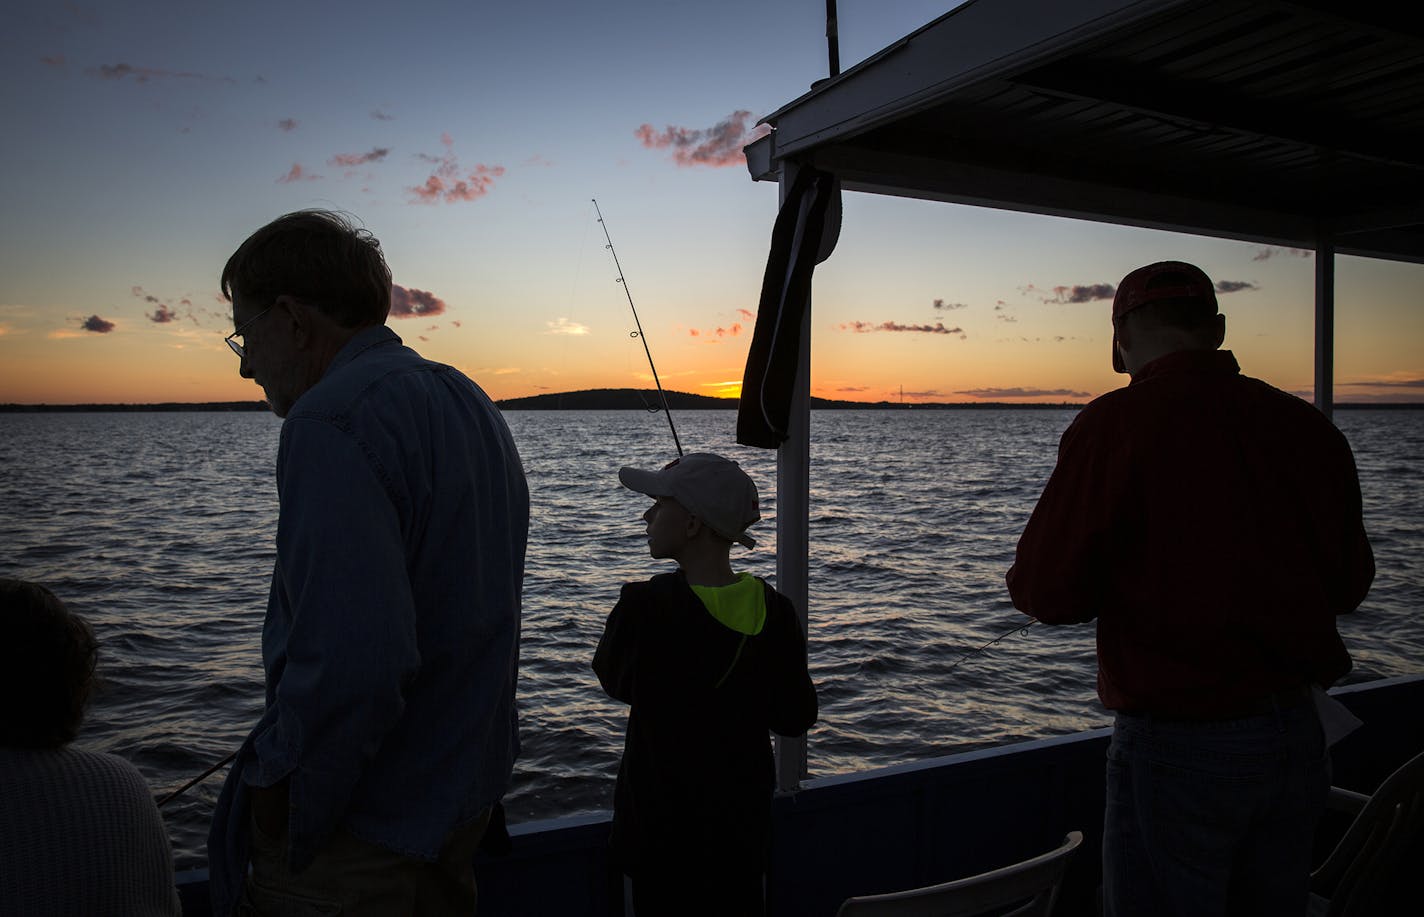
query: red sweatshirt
1007 349 1374 718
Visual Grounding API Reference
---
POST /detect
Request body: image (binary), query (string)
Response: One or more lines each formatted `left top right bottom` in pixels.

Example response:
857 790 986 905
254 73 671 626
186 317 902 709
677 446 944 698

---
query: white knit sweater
0 746 181 916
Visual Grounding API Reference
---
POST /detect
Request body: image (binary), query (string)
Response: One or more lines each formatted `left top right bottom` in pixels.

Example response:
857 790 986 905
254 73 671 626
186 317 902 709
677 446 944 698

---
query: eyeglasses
225 306 273 359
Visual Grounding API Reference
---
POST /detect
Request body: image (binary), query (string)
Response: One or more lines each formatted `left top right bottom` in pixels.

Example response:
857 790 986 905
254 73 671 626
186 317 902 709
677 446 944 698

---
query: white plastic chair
1309 750 1424 916
835 830 1084 917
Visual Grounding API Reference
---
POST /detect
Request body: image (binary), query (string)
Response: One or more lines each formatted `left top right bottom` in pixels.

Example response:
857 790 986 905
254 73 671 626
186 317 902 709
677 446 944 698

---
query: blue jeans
1104 699 1329 917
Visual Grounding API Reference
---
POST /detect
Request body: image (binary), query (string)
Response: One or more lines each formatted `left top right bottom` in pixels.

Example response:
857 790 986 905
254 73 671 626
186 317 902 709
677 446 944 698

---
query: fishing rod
943 618 1038 675
592 198 683 457
157 748 238 808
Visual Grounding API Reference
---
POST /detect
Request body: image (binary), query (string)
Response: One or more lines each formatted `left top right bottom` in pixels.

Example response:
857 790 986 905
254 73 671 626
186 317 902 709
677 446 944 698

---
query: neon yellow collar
689 572 766 635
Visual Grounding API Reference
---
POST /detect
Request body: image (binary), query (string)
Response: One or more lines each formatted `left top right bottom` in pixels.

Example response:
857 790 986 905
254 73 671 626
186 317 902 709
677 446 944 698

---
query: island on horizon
1 388 1418 413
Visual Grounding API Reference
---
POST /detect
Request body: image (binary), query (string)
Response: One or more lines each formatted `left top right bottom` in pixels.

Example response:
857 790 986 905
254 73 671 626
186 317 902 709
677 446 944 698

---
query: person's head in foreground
221 209 393 417
1111 260 1226 376
0 577 97 749
618 453 761 574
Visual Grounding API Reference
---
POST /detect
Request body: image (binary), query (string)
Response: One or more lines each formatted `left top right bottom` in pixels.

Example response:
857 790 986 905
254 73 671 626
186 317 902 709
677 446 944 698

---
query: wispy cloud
838 320 966 338
1338 377 1424 389
277 163 320 183
957 386 1092 399
277 118 299 132
330 147 390 167
634 110 770 168
736 308 754 321
132 285 181 323
545 317 589 336
88 62 236 85
41 54 65 68
1252 247 1312 262
81 315 115 333
390 284 447 318
371 109 395 121
1038 276 1257 305
933 299 968 311
689 322 743 341
409 134 504 204
1044 283 1115 304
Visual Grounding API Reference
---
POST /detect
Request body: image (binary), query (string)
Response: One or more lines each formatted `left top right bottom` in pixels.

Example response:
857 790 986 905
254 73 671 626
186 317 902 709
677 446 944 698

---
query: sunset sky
2 0 1420 406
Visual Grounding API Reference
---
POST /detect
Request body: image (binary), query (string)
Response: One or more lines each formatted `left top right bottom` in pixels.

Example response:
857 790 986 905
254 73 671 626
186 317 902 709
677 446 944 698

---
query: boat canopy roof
745 0 1424 264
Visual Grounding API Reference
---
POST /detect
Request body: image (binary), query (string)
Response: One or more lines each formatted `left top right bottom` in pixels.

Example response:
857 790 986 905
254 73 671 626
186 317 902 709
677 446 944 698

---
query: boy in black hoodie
594 452 819 916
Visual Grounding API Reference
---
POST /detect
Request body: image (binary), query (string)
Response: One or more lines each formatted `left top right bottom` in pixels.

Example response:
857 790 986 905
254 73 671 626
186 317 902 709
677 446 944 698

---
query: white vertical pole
775 162 812 793
1315 233 1336 421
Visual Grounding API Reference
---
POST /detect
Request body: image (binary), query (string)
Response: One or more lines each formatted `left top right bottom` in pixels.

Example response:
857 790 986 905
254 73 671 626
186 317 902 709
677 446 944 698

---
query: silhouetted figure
0 577 181 916
207 210 529 916
594 453 818 916
1007 261 1375 917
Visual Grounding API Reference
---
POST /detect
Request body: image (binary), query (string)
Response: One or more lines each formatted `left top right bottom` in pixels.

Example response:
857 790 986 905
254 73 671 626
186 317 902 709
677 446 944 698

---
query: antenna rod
826 0 841 77
592 199 683 457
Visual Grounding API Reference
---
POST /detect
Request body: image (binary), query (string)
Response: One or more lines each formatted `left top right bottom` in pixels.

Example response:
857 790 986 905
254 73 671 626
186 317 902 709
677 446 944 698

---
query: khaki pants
239 809 491 916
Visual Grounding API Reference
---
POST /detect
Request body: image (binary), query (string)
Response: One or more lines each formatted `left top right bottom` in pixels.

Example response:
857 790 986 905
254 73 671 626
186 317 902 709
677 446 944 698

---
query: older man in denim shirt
208 210 528 916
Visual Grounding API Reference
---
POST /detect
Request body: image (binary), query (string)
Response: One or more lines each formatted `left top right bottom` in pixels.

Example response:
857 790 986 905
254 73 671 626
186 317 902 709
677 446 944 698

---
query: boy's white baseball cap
618 453 761 548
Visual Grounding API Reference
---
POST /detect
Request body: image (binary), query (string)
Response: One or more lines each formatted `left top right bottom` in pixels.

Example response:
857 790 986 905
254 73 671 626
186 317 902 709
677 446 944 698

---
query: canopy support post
1315 232 1336 421
774 162 812 793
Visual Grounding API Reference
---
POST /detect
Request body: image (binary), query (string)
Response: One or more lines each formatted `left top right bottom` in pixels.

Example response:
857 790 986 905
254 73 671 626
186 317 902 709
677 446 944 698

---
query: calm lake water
2 407 1420 867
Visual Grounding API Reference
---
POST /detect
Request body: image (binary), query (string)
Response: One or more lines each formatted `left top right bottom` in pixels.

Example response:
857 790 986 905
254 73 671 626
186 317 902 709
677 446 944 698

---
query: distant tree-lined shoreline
2 388 1418 413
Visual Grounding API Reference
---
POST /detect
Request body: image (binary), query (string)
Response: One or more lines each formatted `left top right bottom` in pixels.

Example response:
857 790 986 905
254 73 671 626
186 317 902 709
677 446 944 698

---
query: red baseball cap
1111 261 1218 373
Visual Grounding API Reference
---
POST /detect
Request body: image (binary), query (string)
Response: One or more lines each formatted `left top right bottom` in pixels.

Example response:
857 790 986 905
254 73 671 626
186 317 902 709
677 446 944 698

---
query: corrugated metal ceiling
752 0 1423 262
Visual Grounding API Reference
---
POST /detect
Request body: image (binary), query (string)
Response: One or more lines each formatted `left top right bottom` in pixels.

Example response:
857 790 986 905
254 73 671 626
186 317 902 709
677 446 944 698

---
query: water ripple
1 407 1419 868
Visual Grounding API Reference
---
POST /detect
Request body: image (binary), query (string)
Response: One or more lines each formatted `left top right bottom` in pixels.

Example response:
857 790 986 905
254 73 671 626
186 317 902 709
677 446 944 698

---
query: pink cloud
81 315 115 333
390 284 447 318
688 323 743 342
277 163 320 183
41 54 65 68
409 135 504 204
634 110 770 168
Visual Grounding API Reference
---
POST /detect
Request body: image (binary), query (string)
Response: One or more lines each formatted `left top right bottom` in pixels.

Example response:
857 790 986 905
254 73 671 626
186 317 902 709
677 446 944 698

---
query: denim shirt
208 325 528 915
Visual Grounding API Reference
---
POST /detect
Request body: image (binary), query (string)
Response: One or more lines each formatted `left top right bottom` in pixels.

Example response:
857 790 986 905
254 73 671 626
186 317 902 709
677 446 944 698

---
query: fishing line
592 198 683 457
943 618 1038 675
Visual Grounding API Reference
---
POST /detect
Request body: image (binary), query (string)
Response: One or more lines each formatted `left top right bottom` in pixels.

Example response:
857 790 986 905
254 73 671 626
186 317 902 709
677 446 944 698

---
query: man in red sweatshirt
1008 261 1374 917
